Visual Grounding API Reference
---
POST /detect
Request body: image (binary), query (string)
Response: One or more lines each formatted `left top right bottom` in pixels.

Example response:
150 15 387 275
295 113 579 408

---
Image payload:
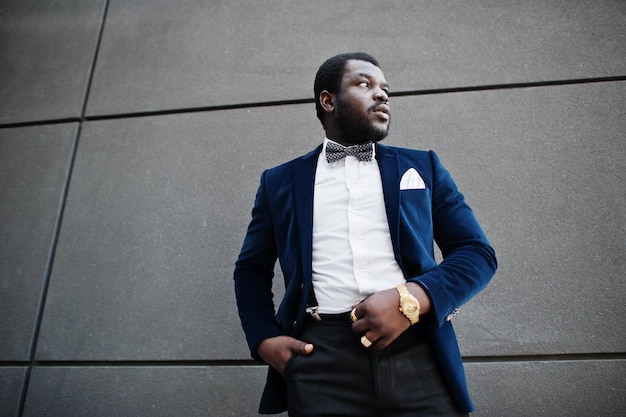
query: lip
372 104 390 120
373 104 390 114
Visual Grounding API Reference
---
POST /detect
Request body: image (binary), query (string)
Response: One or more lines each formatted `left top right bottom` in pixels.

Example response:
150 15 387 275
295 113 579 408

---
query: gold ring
360 335 372 348
350 307 358 323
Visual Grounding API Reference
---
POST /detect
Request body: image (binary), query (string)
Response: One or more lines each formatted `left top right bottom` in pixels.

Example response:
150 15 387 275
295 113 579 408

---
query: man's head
314 53 391 146
314 53 380 122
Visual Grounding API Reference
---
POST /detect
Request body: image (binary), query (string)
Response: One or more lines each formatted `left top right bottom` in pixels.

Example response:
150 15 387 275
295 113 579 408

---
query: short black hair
314 52 381 123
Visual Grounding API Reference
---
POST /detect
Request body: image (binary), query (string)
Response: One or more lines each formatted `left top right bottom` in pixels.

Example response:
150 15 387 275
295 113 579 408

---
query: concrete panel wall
1 1 624 416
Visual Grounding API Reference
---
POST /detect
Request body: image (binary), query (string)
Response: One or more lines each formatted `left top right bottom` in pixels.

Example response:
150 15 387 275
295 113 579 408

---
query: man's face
334 60 391 145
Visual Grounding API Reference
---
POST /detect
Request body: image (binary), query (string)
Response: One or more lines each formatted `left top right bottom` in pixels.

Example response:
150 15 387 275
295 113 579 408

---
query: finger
350 307 358 323
360 334 373 348
371 334 389 350
351 310 373 333
351 298 369 319
361 331 381 349
297 341 314 355
351 319 368 334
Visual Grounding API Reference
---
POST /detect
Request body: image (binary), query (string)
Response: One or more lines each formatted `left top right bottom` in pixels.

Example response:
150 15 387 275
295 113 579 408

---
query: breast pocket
399 188 433 242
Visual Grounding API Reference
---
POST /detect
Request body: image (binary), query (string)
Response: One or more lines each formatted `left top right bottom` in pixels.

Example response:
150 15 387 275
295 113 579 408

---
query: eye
359 81 370 88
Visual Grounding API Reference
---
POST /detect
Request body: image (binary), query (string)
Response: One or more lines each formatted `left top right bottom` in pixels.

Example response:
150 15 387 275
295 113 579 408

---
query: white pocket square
400 168 426 190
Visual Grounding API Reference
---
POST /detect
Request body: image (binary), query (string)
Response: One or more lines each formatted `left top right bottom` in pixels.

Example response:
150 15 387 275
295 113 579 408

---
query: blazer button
446 308 460 321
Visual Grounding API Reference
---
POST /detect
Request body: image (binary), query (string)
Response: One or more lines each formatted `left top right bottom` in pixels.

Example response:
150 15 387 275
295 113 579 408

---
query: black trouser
284 314 468 417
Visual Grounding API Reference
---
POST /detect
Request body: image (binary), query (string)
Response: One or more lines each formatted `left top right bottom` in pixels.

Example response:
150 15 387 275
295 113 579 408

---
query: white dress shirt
312 138 406 314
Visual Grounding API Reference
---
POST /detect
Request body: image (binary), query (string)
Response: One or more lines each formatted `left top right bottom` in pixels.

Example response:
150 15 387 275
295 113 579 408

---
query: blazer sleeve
234 170 283 361
408 151 497 328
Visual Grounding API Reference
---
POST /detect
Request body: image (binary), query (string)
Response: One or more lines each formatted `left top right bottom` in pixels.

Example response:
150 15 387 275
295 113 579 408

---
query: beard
335 98 390 145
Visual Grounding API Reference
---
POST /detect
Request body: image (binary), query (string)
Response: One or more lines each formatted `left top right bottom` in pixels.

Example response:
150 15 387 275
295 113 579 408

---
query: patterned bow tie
325 141 374 163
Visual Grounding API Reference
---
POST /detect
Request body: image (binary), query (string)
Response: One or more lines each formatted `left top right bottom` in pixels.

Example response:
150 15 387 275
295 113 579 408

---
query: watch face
403 300 419 314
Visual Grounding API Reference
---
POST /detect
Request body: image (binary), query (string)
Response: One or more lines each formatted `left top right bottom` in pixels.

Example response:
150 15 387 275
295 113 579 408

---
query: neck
325 130 366 148
324 127 350 146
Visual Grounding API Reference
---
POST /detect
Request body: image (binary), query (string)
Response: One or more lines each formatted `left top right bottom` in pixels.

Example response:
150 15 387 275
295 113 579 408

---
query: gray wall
1 1 624 416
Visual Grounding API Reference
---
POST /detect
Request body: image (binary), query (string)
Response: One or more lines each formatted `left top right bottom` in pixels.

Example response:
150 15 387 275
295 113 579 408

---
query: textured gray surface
0 368 24 417
1 0 625 416
0 0 104 124
0 124 77 360
86 0 626 116
467 360 626 417
22 366 273 417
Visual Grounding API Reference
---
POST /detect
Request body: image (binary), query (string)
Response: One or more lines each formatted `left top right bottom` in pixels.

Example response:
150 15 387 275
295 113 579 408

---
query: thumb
297 341 314 355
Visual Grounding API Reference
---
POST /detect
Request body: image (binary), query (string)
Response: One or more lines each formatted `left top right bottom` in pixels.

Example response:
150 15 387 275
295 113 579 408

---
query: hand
351 288 409 349
351 283 431 350
256 335 314 375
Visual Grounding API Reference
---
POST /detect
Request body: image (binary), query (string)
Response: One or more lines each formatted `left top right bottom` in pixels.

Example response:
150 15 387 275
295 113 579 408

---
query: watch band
396 284 420 325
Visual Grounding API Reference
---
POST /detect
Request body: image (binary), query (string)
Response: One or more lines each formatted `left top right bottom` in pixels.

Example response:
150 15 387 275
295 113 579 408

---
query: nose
375 88 388 103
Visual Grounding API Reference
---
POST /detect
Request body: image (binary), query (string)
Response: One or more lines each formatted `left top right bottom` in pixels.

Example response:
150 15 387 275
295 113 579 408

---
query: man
234 52 497 416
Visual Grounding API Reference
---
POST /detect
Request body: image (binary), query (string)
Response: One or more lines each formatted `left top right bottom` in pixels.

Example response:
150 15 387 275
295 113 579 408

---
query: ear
319 90 335 114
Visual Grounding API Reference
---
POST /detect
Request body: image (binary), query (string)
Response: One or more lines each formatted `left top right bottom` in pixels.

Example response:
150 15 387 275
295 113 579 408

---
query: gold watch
396 284 420 325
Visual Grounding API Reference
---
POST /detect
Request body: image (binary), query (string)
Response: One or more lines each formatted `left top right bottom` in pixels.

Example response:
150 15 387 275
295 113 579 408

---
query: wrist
396 284 420 325
404 282 432 314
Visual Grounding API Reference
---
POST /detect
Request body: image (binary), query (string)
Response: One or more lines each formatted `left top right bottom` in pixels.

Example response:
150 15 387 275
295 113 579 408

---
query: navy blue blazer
234 143 497 414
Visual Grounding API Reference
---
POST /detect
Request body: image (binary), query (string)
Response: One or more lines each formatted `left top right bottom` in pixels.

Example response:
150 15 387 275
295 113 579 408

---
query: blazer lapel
293 145 322 287
376 144 403 270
